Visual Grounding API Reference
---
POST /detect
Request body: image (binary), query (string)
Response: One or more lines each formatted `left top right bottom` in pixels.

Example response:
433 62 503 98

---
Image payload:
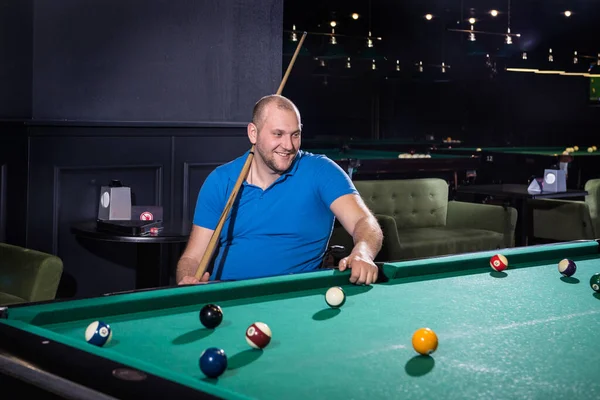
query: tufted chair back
354 178 449 229
585 179 600 238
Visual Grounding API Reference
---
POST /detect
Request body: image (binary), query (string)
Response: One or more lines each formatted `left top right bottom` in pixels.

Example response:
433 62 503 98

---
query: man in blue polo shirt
176 95 383 285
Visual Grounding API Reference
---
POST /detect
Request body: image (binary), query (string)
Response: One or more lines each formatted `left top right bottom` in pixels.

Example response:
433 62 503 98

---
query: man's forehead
262 106 300 123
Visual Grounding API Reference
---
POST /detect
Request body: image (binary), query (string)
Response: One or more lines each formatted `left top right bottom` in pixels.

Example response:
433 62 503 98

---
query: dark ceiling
283 0 600 77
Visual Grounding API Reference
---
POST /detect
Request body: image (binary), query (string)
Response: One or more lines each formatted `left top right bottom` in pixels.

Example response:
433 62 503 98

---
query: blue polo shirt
192 150 357 281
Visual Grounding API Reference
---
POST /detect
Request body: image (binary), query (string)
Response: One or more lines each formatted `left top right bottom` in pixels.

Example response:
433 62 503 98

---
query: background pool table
305 148 478 188
2 240 600 399
302 137 458 153
434 146 600 189
436 146 600 157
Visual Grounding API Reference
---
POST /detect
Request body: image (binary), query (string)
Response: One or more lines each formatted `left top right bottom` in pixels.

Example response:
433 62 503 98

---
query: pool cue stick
194 32 307 280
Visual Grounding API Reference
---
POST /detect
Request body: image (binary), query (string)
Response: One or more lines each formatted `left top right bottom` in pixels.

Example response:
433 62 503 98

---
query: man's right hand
178 272 210 285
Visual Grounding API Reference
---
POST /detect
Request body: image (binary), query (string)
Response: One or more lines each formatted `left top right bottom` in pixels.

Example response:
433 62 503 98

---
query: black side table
456 184 588 246
71 221 191 289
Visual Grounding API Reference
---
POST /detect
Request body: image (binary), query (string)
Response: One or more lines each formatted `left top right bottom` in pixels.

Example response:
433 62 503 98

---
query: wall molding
182 162 222 223
52 164 163 255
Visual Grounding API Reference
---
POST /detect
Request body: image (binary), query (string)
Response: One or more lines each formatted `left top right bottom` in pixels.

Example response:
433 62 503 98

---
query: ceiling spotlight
425 14 433 20
352 13 359 20
468 17 476 24
490 10 499 17
330 21 337 27
505 28 512 44
564 10 572 17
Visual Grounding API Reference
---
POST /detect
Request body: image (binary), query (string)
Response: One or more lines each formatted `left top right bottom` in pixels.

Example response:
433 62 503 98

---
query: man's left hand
338 252 378 285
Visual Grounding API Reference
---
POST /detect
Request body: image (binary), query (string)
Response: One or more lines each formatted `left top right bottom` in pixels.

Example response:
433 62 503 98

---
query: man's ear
248 123 258 145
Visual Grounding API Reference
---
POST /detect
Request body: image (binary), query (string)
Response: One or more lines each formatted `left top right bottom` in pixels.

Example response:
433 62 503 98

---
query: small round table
71 221 191 290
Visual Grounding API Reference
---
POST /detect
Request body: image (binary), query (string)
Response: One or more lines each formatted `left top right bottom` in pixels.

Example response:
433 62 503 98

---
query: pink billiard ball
490 254 508 272
245 322 272 349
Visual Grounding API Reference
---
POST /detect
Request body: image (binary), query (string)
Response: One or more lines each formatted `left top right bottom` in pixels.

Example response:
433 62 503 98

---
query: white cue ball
325 286 346 308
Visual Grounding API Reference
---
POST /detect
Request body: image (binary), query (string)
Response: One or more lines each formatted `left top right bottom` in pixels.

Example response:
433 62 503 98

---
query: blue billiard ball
558 259 577 277
199 347 227 378
85 321 112 347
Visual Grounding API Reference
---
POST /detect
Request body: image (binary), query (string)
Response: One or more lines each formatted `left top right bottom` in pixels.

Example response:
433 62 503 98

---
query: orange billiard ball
490 254 508 272
412 327 438 355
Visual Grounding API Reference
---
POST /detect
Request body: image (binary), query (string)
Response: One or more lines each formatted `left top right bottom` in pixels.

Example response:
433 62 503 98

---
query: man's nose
281 135 295 150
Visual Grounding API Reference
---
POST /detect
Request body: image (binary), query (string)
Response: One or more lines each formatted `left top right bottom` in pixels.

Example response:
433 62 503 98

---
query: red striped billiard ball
245 322 272 349
490 254 508 272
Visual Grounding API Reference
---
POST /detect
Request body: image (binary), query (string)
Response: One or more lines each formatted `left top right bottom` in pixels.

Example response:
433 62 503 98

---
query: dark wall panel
27 135 171 253
27 135 171 298
173 133 250 223
0 122 29 246
0 163 6 242
57 165 162 297
21 127 249 298
0 0 32 118
32 0 283 122
1 0 284 298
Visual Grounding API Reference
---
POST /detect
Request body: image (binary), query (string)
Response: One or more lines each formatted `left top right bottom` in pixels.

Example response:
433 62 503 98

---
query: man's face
251 105 301 175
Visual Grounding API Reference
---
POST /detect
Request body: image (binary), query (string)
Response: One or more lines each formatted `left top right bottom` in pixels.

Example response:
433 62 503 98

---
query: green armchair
0 243 63 306
530 178 600 241
329 178 517 261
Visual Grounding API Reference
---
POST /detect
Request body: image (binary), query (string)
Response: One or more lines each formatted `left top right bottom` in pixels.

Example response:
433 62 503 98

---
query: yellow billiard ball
412 327 438 355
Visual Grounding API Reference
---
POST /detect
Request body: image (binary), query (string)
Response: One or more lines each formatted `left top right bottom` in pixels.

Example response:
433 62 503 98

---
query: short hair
251 95 301 131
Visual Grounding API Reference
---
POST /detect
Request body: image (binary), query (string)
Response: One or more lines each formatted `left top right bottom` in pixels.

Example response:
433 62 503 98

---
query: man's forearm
176 257 200 282
351 215 383 260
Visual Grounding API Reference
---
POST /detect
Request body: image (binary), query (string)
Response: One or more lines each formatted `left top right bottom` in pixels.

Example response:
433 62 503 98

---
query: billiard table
342 138 456 152
434 146 600 188
2 240 600 399
437 146 600 157
305 148 479 188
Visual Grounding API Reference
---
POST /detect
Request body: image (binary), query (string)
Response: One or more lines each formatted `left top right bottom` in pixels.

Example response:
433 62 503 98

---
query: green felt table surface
345 138 446 145
439 146 600 157
3 240 600 399
306 148 471 160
